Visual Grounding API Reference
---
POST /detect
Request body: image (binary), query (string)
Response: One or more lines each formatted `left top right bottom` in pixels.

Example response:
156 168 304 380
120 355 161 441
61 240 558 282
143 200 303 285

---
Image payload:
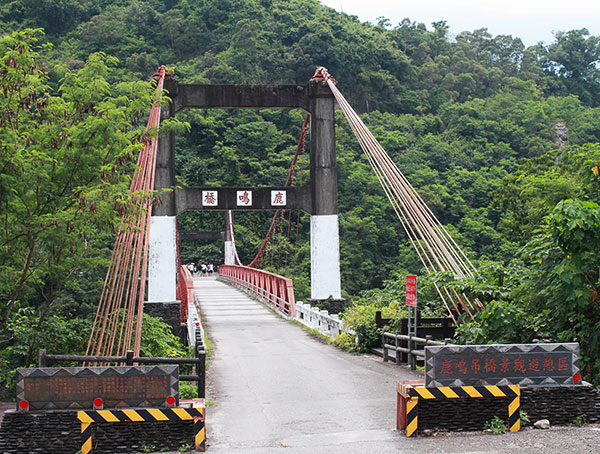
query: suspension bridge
86 66 482 364
75 66 490 452
3 66 599 454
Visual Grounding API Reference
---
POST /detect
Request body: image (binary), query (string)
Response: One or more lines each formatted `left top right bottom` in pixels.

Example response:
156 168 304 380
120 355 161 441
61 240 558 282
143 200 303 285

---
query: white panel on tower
310 214 342 299
148 216 177 302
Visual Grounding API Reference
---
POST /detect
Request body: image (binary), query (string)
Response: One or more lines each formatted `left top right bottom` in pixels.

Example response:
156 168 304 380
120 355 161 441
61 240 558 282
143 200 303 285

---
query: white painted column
148 216 177 302
224 241 235 265
310 214 342 299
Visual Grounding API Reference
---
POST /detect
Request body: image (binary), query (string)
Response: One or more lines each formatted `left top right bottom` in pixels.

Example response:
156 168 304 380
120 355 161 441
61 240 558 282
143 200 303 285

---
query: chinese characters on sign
406 275 417 307
425 343 580 387
24 375 170 400
202 190 218 207
271 190 286 206
17 366 178 410
436 353 570 378
237 190 252 207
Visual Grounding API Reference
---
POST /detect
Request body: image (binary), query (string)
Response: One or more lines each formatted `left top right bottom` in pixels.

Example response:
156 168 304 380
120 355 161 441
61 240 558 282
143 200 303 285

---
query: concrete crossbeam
174 185 312 214
169 83 310 114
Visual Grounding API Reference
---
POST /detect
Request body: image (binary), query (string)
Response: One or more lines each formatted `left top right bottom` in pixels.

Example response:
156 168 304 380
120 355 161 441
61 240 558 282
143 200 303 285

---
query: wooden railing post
381 330 387 363
197 345 206 399
38 349 46 367
400 319 408 363
395 331 401 365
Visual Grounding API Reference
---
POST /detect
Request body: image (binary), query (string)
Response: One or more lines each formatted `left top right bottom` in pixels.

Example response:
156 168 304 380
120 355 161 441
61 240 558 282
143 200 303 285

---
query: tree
543 29 600 105
0 29 156 329
546 29 600 81
518 199 600 382
0 0 100 36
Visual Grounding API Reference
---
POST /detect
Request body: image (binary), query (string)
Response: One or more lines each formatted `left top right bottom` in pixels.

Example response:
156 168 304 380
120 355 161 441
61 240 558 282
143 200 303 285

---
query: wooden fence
376 310 455 370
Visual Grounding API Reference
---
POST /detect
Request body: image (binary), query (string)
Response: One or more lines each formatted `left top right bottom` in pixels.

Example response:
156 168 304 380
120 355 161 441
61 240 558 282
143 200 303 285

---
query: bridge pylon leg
308 80 342 301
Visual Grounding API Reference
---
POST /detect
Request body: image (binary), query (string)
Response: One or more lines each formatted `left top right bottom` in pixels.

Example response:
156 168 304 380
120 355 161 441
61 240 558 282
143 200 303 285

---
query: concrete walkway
194 277 420 453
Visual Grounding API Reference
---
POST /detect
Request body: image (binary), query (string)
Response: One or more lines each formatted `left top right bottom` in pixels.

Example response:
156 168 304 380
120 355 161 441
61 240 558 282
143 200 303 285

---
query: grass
485 416 507 434
574 414 587 426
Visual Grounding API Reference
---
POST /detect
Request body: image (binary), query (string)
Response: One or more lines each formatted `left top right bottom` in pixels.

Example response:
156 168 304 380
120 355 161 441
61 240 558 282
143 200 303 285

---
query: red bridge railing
177 265 194 323
218 265 296 318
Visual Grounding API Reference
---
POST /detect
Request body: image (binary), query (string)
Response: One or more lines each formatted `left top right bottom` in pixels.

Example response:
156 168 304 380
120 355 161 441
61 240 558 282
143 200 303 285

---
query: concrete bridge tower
147 78 342 317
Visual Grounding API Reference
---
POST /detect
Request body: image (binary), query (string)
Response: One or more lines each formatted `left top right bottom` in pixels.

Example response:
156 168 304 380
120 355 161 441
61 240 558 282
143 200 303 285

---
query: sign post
406 275 418 370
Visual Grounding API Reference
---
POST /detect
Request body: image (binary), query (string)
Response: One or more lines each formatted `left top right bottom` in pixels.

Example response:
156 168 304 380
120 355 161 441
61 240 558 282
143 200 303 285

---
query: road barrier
397 381 520 437
187 297 205 348
39 349 206 399
295 301 352 337
376 311 454 369
383 332 449 370
78 407 205 453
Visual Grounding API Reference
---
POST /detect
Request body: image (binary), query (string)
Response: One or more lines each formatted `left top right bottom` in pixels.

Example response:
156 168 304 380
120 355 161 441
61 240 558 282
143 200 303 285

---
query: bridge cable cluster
315 67 483 322
85 66 168 362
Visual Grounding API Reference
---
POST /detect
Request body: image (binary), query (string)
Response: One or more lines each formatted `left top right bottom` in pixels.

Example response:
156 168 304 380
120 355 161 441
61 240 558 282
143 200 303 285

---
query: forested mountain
1 0 600 388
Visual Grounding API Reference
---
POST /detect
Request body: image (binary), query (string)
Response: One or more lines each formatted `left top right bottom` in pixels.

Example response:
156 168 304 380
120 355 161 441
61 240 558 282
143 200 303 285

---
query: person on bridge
187 263 196 276
207 263 214 276
199 263 207 276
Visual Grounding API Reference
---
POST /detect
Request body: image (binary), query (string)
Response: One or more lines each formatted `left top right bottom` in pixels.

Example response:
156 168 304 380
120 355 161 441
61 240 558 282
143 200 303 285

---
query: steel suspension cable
312 67 481 320
86 66 168 360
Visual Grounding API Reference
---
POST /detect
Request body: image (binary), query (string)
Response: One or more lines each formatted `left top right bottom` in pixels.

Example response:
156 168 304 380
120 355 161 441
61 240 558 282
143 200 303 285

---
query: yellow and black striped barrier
397 383 520 437
77 407 206 453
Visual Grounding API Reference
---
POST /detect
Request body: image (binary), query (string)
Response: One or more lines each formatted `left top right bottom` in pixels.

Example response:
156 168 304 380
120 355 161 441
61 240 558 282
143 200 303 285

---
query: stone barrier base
144 301 187 343
0 409 195 453
416 384 600 432
306 298 347 315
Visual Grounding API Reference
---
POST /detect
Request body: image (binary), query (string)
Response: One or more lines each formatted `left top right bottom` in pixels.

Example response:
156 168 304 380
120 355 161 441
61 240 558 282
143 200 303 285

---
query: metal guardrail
177 265 195 323
218 265 296 318
383 332 451 370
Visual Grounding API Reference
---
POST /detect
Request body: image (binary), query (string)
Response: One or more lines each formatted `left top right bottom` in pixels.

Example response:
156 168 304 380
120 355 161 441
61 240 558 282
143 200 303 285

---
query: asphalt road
192 277 600 454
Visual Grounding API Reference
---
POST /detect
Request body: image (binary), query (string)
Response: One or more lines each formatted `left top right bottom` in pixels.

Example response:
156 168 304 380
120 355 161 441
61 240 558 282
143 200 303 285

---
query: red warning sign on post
406 275 417 307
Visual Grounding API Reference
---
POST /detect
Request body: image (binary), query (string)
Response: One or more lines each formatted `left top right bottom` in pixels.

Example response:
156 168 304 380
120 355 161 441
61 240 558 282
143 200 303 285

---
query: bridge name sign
425 343 581 387
16 365 179 410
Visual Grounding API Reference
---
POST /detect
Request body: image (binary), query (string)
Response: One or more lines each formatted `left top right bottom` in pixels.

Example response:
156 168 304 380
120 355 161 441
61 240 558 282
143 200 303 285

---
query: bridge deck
193 277 419 453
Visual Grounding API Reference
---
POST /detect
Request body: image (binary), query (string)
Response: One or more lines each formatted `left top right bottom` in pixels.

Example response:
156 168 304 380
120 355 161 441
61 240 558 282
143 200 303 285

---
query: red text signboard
406 275 417 307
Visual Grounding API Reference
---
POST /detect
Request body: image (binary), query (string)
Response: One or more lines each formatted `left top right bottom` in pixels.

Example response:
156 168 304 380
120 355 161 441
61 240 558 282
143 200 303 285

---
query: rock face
534 419 551 430
554 122 568 148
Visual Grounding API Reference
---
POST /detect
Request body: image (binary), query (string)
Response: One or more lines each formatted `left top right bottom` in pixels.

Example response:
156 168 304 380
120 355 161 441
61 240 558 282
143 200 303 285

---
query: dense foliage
1 0 600 387
0 29 169 395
